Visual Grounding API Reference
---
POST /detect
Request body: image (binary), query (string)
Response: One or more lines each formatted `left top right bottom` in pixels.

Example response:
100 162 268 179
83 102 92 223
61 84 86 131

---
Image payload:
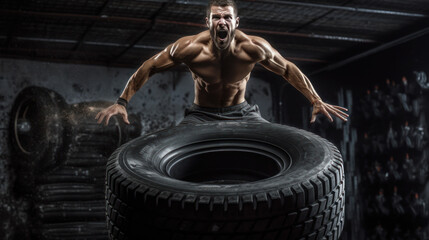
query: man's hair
206 0 238 17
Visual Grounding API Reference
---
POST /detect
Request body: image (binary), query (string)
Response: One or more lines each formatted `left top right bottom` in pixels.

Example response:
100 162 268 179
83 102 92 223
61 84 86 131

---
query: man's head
206 0 239 51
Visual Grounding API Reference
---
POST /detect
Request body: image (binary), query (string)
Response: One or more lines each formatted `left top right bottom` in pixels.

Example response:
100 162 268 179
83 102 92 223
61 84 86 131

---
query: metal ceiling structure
1 0 428 74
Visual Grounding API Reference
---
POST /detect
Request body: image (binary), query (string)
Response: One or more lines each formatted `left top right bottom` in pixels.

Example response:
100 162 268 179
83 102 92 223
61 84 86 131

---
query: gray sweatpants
178 101 268 125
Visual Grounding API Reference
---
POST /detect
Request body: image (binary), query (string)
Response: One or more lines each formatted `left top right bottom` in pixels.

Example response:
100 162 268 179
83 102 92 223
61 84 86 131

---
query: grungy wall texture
0 58 274 239
0 58 274 132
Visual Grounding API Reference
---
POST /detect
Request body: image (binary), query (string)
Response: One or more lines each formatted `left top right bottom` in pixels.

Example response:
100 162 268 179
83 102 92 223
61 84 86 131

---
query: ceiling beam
5 0 24 47
141 0 428 18
109 1 169 63
309 27 429 75
0 36 327 63
0 36 165 49
0 48 133 68
1 9 376 43
1 10 152 24
70 0 115 54
290 0 351 33
244 0 428 18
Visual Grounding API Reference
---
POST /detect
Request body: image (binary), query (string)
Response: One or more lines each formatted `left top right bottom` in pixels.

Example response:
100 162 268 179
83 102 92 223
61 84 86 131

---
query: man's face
206 5 239 51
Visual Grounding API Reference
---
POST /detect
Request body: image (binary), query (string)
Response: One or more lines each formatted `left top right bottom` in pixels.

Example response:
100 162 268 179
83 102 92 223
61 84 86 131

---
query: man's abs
193 76 248 108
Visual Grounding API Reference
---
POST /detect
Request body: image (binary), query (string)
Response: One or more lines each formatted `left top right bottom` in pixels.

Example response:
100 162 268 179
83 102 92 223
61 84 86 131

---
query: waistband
190 101 249 113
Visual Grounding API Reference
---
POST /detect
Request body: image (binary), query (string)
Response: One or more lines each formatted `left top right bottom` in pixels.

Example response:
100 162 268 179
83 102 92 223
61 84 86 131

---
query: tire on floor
9 86 67 194
106 122 345 240
9 87 142 239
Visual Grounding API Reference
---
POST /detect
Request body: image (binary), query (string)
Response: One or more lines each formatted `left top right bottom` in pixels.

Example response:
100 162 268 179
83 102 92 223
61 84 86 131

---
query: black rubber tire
35 200 106 222
105 122 345 240
38 166 106 184
68 102 141 145
36 183 105 202
31 103 135 237
9 86 66 193
40 222 108 240
8 88 142 240
61 101 141 167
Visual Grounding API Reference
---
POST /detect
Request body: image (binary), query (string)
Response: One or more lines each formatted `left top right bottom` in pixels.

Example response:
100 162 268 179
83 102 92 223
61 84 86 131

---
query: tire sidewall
9 86 66 174
117 122 334 195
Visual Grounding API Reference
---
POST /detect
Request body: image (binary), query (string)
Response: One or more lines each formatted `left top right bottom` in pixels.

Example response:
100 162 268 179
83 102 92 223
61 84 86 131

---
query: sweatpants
178 101 268 125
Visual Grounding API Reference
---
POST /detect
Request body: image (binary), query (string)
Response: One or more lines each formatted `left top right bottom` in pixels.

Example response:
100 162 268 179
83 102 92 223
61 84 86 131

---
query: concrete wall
0 58 274 239
0 58 274 133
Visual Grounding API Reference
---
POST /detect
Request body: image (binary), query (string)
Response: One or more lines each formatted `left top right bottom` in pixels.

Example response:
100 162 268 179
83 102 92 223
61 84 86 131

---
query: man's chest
186 51 256 83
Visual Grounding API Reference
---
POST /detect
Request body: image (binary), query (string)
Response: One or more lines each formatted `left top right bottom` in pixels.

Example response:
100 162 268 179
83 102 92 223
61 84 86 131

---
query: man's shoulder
237 31 270 49
170 31 209 58
236 30 272 58
175 31 209 48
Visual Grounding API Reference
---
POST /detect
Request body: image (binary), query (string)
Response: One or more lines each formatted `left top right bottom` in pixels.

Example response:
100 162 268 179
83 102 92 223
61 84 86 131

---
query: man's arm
96 38 189 125
120 42 183 101
252 37 349 122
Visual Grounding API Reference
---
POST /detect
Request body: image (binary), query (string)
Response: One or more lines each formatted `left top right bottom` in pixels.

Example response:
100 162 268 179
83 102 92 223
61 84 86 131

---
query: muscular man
96 0 348 126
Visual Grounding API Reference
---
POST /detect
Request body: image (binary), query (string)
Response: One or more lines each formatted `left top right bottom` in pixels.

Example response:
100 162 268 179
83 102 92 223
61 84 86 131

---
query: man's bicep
146 45 180 74
250 37 289 76
259 51 289 76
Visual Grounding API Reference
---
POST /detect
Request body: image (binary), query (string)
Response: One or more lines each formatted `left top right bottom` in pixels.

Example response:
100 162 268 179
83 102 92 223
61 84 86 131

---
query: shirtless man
96 0 348 126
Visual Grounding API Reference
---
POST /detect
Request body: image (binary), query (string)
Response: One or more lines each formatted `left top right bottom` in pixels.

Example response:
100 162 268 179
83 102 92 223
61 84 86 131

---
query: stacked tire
10 87 141 239
105 122 345 240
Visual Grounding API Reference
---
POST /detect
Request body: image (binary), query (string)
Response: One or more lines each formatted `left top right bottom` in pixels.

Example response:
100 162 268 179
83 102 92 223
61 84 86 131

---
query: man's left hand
311 99 349 123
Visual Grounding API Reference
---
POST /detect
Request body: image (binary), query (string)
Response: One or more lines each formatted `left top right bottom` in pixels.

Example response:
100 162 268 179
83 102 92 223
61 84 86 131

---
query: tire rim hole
14 99 43 154
167 149 283 184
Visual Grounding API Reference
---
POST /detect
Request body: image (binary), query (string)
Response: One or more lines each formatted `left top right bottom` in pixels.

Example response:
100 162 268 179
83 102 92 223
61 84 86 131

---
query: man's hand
311 99 349 123
95 104 130 126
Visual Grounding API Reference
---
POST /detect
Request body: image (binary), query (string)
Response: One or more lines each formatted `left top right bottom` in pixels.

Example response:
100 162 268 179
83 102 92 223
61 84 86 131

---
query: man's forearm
284 63 321 104
120 63 151 101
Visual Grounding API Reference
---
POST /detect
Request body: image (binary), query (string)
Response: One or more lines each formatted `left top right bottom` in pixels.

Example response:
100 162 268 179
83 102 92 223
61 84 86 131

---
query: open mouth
217 30 228 40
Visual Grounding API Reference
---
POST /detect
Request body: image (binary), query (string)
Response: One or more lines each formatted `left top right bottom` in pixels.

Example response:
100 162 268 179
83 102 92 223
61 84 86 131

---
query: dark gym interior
1 0 429 239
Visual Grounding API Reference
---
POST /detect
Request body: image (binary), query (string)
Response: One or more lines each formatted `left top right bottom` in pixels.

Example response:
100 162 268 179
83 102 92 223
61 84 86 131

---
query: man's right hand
95 104 130 126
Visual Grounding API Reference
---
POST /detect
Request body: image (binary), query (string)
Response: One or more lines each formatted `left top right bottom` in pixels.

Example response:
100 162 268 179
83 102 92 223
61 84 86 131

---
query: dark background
1 0 429 239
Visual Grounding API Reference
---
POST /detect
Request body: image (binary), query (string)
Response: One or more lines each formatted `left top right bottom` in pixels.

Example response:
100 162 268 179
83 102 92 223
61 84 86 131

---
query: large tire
8 87 142 240
40 222 108 240
30 101 141 240
62 101 141 166
106 122 345 240
9 86 67 194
